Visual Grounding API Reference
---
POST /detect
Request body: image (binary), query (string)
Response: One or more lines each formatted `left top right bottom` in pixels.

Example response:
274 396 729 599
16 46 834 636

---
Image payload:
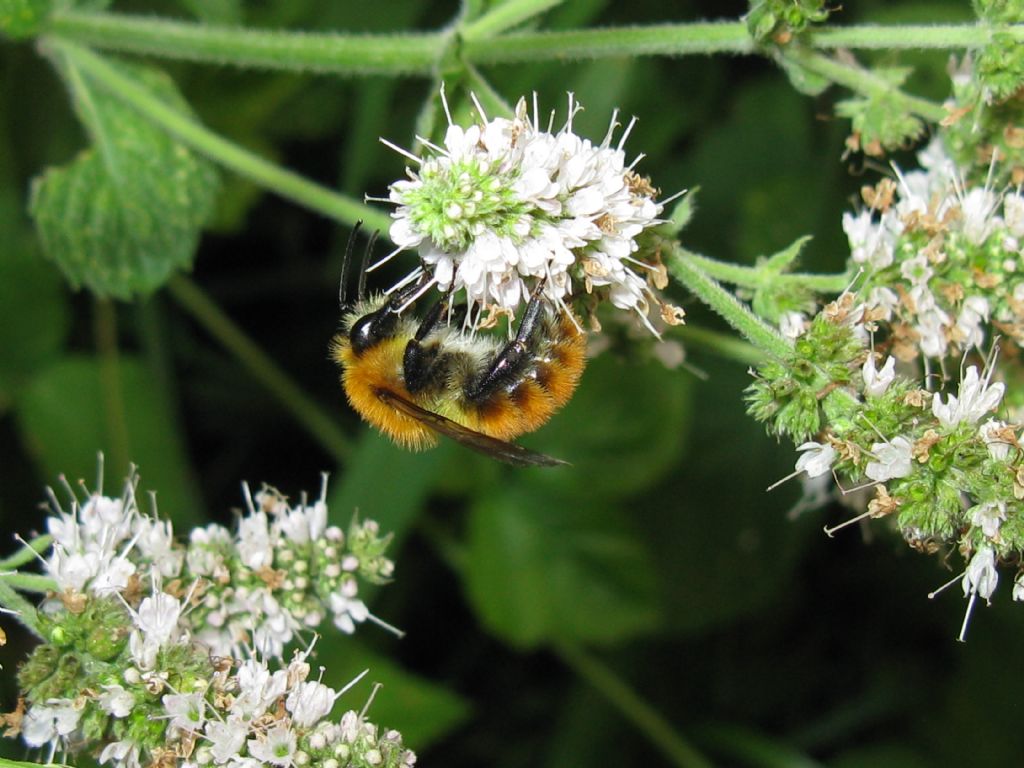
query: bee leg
464 281 547 402
403 288 455 394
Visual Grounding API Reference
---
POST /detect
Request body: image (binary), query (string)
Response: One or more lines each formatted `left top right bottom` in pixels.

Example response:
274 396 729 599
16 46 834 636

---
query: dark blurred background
3 1 1020 766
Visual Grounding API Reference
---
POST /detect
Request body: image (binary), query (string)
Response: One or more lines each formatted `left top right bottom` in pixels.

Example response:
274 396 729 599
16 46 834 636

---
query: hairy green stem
809 23 1022 50
0 572 58 594
668 249 793 361
0 579 43 638
463 22 1024 64
681 251 851 293
44 39 391 232
464 22 753 62
555 641 713 768
0 535 52 571
94 298 133 480
166 276 353 463
783 46 947 122
44 12 1024 70
49 10 447 75
461 0 564 41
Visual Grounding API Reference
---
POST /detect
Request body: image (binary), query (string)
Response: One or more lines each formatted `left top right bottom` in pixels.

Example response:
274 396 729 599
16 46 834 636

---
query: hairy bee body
331 294 586 452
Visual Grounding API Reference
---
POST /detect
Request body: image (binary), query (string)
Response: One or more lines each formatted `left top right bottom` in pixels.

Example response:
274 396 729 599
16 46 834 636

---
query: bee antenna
339 221 364 309
358 230 379 302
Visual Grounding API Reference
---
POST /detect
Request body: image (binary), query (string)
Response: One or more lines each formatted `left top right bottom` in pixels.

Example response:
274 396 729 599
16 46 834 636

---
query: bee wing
376 388 568 468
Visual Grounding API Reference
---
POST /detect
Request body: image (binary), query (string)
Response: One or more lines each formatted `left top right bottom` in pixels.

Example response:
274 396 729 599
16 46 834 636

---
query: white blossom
955 295 989 350
778 311 807 339
286 681 338 728
932 365 1005 427
795 442 836 479
237 512 273 570
385 93 665 330
129 591 183 669
234 658 288 717
248 723 297 767
843 210 895 269
861 354 896 398
22 701 81 747
865 436 913 482
99 685 135 718
970 501 1007 540
960 187 999 245
962 546 998 602
162 692 206 733
99 740 141 768
329 592 369 635
980 419 1013 460
1013 572 1024 602
204 717 248 764
187 524 232 577
134 517 183 578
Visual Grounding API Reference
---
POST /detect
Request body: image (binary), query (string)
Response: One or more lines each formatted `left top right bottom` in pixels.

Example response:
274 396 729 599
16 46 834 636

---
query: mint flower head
843 138 1024 363
4 466 414 768
381 92 673 333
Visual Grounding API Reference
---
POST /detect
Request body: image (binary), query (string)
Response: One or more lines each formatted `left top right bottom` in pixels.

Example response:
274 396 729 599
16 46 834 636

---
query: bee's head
349 308 398 355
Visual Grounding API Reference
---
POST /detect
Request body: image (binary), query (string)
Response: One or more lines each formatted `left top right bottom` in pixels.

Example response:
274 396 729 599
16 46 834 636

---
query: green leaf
465 484 659 649
316 637 471 749
775 51 831 96
0 759 71 768
748 235 817 321
14 355 204 528
0 248 70 400
834 68 925 154
0 0 51 39
663 186 698 236
526 353 692 502
30 56 219 298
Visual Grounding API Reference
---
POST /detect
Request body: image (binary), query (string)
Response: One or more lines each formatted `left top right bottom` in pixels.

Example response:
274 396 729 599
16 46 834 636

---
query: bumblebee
330 233 586 467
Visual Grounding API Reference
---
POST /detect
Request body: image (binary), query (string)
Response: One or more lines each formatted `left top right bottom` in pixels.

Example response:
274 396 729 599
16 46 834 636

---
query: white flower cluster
384 92 668 332
841 138 1024 361
42 472 394 660
12 471 412 768
22 586 415 768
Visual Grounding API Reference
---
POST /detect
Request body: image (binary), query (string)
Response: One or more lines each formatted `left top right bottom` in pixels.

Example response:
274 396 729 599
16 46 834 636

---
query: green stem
668 249 793 361
44 12 1024 70
44 38 392 232
674 325 765 366
0 580 43 639
555 641 713 768
694 723 824 768
463 61 514 118
165 275 353 463
94 298 132 482
464 22 1024 64
809 23 1020 50
461 0 564 41
0 534 52 571
48 10 447 76
681 251 850 293
783 46 947 122
463 22 754 62
0 572 58 594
